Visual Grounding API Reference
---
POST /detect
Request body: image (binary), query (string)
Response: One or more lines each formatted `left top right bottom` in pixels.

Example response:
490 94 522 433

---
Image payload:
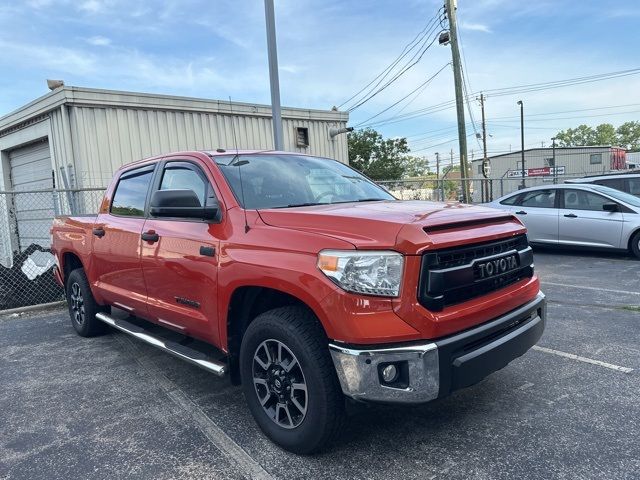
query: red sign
527 167 551 177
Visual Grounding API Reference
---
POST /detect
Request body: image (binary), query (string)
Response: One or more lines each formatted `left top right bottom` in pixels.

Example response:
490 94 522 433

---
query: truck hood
258 200 523 254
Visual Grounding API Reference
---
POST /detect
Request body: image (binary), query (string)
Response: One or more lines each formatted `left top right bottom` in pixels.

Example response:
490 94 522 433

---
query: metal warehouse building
471 146 628 200
0 85 349 263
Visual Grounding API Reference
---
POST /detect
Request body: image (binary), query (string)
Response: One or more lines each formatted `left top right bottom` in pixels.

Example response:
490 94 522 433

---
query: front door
140 159 222 344
91 164 155 316
558 189 624 248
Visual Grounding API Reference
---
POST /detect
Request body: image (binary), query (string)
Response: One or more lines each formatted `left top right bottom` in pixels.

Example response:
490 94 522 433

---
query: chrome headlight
317 250 403 297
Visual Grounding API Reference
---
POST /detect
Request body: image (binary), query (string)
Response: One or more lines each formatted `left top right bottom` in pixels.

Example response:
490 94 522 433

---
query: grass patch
620 305 640 313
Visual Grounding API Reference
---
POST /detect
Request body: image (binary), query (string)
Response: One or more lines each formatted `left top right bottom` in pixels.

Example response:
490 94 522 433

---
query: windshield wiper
276 202 325 208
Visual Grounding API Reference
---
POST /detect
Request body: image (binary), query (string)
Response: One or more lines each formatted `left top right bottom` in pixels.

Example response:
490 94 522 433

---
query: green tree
554 124 596 146
554 121 640 150
616 121 640 151
348 128 410 180
594 123 617 145
401 155 430 178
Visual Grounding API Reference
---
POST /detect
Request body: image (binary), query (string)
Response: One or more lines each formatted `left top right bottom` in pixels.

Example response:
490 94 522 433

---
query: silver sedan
485 184 640 259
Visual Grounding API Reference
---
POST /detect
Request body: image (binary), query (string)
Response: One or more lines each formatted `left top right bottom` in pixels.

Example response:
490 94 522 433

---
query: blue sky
2 0 640 166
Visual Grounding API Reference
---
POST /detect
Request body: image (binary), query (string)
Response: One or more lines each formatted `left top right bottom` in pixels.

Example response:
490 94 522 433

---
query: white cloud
460 22 492 33
86 35 111 46
78 0 105 14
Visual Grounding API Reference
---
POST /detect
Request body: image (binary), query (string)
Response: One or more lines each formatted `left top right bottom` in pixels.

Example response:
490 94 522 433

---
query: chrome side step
96 312 227 376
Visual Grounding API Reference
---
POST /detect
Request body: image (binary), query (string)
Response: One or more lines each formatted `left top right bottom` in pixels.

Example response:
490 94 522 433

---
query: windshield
215 154 395 209
589 184 640 208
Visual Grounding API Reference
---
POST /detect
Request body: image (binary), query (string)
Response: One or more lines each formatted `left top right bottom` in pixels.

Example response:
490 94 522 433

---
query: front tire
631 231 640 260
240 306 345 454
66 269 107 337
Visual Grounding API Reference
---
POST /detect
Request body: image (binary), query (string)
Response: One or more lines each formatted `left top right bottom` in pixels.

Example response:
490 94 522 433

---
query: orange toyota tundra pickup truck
51 150 545 453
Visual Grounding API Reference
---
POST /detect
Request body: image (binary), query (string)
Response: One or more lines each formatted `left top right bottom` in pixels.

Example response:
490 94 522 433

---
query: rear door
558 189 624 248
140 158 223 344
509 189 559 244
91 164 155 316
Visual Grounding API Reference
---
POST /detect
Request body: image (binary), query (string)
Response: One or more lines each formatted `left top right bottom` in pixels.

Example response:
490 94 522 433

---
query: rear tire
631 231 640 260
66 269 107 337
239 306 345 454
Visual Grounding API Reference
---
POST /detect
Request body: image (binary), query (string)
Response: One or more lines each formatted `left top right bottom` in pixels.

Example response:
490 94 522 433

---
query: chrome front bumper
329 292 546 404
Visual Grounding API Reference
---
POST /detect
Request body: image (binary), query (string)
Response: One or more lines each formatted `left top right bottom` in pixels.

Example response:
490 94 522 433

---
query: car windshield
215 154 395 209
589 185 640 208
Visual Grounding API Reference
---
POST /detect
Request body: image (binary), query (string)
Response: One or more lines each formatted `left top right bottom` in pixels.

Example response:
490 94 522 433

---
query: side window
111 168 154 217
520 189 556 208
626 178 640 196
564 190 610 212
595 178 624 190
500 194 521 206
160 166 207 206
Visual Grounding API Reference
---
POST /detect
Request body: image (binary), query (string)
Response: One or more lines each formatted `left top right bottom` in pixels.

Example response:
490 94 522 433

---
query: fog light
381 364 398 383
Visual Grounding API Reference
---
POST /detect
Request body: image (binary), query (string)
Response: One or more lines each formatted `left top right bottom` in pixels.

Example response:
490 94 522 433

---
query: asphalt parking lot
1 250 639 480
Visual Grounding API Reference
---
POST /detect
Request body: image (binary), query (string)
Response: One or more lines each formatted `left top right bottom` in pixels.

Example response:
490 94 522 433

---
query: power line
488 102 640 121
356 67 640 128
338 9 443 111
353 63 450 127
486 109 640 124
347 26 442 112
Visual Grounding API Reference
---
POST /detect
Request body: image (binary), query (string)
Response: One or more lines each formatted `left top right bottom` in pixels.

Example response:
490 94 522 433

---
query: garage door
9 140 55 250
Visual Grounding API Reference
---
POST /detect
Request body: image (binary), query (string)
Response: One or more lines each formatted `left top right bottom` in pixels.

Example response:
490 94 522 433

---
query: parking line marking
115 335 274 480
541 281 640 296
532 345 634 374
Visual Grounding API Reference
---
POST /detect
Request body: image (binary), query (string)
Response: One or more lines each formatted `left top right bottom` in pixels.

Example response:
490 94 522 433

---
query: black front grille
418 234 533 311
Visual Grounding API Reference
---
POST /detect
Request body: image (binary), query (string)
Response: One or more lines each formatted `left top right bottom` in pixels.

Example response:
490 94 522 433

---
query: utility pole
479 93 489 202
517 100 525 189
264 0 284 150
552 137 557 184
444 0 470 203
435 152 441 201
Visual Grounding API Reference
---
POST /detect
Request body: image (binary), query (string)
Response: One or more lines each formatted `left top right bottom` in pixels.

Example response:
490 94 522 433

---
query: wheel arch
628 227 640 254
225 286 326 385
61 251 84 286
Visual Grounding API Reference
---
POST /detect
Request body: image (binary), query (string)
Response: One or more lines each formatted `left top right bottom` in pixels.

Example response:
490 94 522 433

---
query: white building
471 146 628 200
0 85 349 263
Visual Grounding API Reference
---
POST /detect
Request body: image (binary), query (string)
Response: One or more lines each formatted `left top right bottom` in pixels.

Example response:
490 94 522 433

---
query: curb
0 301 66 317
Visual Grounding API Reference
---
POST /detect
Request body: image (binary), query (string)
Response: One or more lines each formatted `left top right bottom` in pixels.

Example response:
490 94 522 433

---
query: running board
95 312 227 376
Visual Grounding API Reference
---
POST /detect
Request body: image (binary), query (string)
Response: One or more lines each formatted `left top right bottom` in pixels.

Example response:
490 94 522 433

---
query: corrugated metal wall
67 106 349 187
477 147 620 180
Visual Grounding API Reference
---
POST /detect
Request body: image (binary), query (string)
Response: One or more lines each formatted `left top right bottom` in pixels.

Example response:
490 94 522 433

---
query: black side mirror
150 189 220 220
602 202 619 212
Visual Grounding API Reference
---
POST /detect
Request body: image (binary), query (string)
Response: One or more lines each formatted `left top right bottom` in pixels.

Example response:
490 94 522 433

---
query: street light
551 137 557 184
517 100 525 189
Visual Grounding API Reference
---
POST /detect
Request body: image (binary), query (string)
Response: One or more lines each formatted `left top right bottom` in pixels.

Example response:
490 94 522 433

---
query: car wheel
240 306 345 454
631 231 640 260
66 269 108 337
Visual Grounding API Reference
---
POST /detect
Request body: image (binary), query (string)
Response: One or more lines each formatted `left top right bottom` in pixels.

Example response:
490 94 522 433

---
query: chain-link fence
0 176 585 311
0 188 105 311
380 175 584 203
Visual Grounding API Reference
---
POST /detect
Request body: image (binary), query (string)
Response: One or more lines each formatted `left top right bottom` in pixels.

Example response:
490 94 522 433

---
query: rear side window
111 168 154 217
520 190 556 208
